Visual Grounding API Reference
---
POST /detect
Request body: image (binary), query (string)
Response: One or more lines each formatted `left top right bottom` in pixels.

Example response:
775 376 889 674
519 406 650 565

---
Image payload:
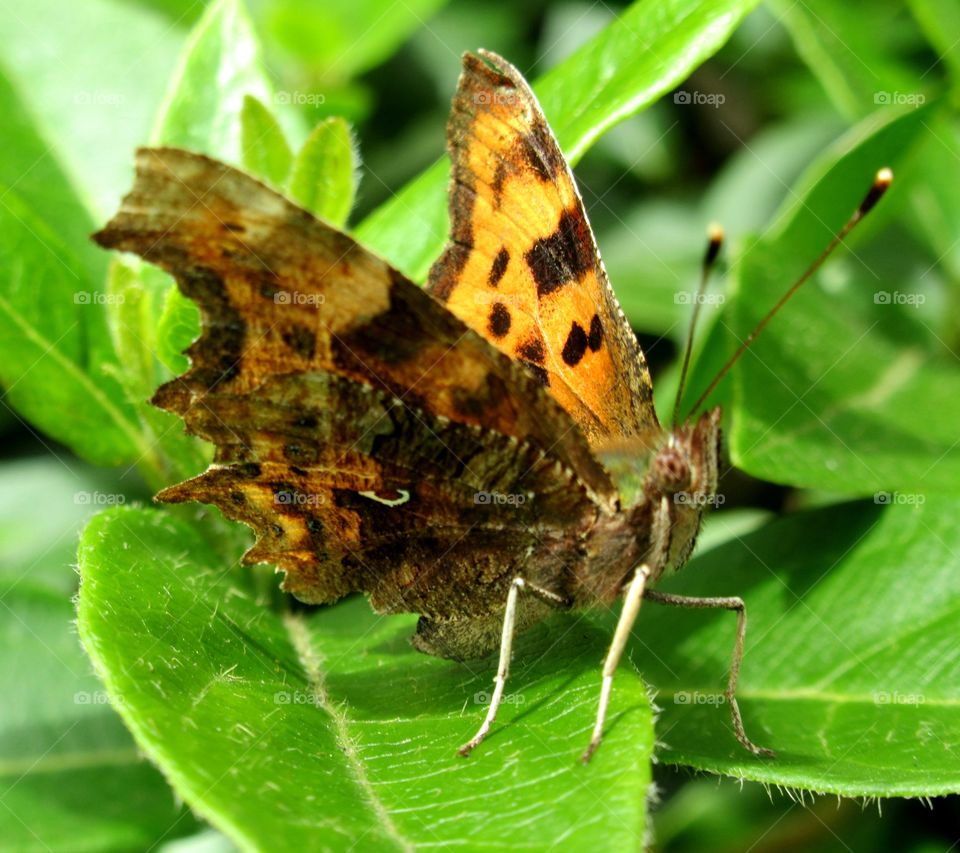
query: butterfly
95 50 888 762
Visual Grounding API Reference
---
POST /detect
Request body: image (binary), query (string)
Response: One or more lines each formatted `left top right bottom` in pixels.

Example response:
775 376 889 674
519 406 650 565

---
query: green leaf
776 0 931 119
0 61 171 472
908 0 960 84
286 117 358 226
0 584 200 850
0 187 156 469
77 507 653 849
0 0 184 217
152 0 280 163
725 103 960 493
240 94 293 187
264 0 448 79
155 284 201 377
355 0 763 282
0 461 197 849
606 116 841 339
638 497 960 797
0 457 138 596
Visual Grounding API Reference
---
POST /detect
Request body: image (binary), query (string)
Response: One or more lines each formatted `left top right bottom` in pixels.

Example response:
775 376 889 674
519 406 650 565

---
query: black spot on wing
492 161 508 209
517 336 545 364
523 362 549 387
179 265 245 390
488 247 510 287
488 302 511 338
588 314 603 352
516 121 564 182
562 322 588 367
525 208 595 297
281 323 316 361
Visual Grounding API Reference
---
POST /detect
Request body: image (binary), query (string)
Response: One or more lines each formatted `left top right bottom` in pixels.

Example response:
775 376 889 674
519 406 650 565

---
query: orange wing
427 50 659 446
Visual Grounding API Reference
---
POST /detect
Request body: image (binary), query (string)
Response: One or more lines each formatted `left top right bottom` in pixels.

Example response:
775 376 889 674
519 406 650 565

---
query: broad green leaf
156 285 202 377
262 0 448 79
77 507 653 849
355 0 763 282
776 0 931 119
0 63 168 472
638 497 960 797
0 71 103 275
0 187 157 470
908 0 960 84
0 457 139 596
0 0 184 217
286 117 358 226
906 112 960 321
777 0 960 333
152 0 286 162
0 584 201 850
605 116 841 338
240 95 293 187
0 461 197 850
725 104 960 493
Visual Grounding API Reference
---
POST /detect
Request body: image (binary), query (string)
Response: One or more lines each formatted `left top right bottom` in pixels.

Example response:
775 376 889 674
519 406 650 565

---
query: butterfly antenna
673 223 724 428
685 167 893 421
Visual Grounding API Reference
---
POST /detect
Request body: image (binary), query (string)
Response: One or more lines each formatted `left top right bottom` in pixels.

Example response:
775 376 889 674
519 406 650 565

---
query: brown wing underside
93 147 610 621
427 51 660 445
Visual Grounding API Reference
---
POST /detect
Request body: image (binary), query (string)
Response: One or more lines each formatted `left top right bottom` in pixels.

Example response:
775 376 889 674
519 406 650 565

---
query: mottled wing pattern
427 51 659 445
94 147 613 630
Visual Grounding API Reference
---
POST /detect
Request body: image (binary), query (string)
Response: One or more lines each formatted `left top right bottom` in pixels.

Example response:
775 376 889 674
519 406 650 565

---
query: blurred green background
1 0 959 850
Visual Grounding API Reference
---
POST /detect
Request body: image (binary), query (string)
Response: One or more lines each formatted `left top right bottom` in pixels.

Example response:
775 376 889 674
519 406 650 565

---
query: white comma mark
358 489 411 507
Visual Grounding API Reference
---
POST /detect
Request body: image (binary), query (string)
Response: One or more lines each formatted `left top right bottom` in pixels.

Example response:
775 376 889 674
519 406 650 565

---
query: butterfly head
652 406 722 504
641 406 723 578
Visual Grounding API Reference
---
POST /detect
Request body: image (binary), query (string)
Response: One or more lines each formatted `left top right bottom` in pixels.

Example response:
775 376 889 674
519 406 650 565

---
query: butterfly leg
458 576 566 757
644 590 775 757
580 563 652 763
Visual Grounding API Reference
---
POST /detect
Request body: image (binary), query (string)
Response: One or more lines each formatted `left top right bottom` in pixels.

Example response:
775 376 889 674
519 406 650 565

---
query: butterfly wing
427 51 660 445
94 148 615 626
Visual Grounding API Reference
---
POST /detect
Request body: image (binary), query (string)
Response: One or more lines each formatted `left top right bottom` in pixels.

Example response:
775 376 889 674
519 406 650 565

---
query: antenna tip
704 223 724 266
859 167 894 216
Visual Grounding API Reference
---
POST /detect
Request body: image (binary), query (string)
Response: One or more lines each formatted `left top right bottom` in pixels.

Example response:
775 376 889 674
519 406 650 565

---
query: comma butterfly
94 50 890 762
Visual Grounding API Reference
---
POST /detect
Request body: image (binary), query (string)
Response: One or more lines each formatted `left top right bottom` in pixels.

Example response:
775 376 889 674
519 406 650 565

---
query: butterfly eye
652 446 691 494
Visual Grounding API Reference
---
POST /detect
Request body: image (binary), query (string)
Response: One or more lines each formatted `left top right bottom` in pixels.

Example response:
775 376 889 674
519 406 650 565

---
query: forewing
427 51 659 445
